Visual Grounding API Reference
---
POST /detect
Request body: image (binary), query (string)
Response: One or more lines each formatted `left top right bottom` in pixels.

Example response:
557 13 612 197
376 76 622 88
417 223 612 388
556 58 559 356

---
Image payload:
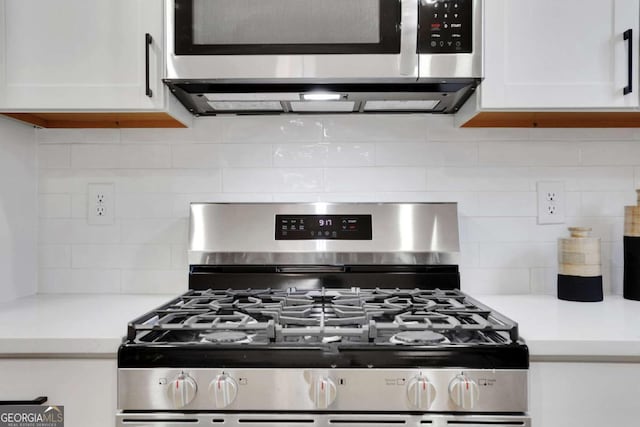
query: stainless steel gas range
117 203 530 426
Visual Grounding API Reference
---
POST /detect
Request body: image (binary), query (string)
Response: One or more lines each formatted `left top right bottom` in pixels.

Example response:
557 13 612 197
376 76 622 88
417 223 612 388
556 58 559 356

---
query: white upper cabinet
0 0 164 110
481 0 640 109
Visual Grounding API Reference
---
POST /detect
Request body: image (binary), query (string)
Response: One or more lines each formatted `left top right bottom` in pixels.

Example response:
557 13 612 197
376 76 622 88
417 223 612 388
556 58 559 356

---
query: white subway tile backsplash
459 242 479 268
121 145 171 169
118 245 172 269
71 221 122 244
565 192 582 218
38 269 72 293
72 244 172 270
271 193 378 202
71 145 121 169
120 128 193 143
38 145 70 169
473 192 536 217
72 245 121 269
171 245 188 270
36 129 84 144
172 193 273 217
479 141 579 166
70 269 121 293
39 245 71 269
611 267 624 295
39 219 73 244
120 218 187 245
36 116 640 295
581 191 634 217
427 167 533 191
121 270 187 294
375 142 477 166
274 143 375 168
37 129 120 144
71 194 88 218
325 167 427 192
39 169 119 194
81 129 120 144
460 268 531 295
580 142 640 166
172 144 272 168
478 242 556 268
225 117 323 143
530 128 635 141
223 168 323 193
530 267 557 295
461 217 567 243
116 193 175 219
532 167 634 191
169 172 223 193
323 115 428 142
39 194 71 218
189 119 227 142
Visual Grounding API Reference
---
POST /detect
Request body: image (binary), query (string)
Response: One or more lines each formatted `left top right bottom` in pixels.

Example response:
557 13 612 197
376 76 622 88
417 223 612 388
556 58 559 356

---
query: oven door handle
0 396 48 406
399 0 419 76
277 266 346 273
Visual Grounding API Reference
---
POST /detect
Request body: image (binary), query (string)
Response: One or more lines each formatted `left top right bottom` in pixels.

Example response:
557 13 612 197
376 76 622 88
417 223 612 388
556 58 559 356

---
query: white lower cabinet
530 362 640 426
0 359 116 427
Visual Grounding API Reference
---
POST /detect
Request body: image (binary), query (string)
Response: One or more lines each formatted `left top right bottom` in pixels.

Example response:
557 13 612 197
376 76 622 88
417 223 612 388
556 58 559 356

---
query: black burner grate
126 288 519 345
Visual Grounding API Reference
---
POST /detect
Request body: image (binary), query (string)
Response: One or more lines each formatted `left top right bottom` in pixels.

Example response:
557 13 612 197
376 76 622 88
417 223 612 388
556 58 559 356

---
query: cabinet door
0 0 163 110
0 359 116 427
481 0 640 109
530 362 640 426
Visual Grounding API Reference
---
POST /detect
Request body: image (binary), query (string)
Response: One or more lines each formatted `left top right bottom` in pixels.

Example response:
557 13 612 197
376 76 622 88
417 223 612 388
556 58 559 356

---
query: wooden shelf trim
463 112 640 128
1 112 187 128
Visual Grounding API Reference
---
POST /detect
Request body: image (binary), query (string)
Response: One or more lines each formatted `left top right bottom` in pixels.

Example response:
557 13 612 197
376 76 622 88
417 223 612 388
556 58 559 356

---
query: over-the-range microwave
164 0 483 115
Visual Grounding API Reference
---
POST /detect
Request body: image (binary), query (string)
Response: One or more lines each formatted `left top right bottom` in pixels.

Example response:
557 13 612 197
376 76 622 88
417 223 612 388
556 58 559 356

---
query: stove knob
448 374 480 410
310 376 337 409
167 372 197 409
406 375 437 409
209 374 238 408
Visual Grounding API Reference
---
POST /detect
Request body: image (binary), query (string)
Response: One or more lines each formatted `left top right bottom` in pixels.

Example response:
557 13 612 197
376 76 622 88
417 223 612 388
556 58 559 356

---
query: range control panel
419 0 473 54
275 215 372 240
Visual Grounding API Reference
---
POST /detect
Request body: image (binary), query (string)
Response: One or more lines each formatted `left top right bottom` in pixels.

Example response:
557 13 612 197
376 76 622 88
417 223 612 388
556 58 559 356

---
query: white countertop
0 294 173 356
480 295 640 360
0 293 639 360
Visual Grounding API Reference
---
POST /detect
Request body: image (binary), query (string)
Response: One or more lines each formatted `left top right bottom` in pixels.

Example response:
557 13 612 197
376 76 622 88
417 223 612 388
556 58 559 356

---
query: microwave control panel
419 0 473 54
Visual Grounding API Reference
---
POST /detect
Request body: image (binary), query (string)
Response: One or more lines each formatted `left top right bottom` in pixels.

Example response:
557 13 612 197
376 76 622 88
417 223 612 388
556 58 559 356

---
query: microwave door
303 0 419 80
168 0 416 81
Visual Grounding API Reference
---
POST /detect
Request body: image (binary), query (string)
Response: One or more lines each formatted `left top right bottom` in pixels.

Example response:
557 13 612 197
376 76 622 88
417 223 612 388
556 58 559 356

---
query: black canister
624 236 640 300
624 190 640 301
557 227 603 302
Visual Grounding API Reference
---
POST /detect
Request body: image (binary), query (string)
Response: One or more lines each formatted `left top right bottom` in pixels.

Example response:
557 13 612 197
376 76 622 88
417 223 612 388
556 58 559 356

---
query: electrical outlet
537 181 565 225
88 183 114 225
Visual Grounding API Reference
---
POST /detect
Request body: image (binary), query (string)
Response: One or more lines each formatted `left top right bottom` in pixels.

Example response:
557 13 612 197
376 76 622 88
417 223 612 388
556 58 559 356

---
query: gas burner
200 331 252 344
390 330 447 345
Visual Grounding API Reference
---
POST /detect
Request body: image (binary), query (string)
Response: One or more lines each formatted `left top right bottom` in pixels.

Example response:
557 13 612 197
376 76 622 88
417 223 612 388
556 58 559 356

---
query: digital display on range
275 215 372 240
